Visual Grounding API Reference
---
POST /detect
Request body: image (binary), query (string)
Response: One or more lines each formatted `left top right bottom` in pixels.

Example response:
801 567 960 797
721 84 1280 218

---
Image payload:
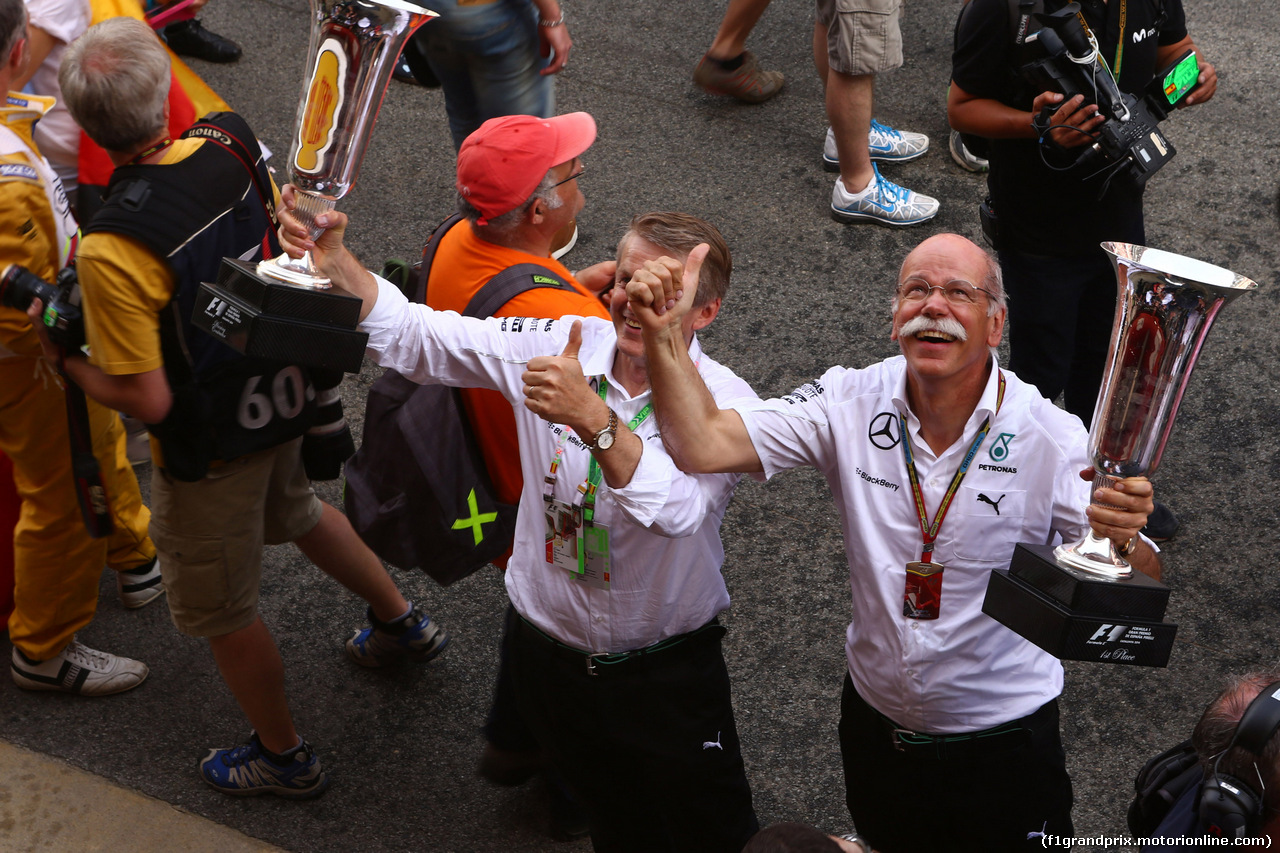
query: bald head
897 233 1005 316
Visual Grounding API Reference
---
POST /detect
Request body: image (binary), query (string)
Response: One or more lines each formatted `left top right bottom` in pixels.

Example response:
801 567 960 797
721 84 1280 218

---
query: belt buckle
891 728 915 752
586 653 604 676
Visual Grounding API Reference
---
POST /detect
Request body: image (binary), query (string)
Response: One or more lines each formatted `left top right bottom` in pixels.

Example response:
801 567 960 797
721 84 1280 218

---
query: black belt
875 702 1050 760
515 614 723 677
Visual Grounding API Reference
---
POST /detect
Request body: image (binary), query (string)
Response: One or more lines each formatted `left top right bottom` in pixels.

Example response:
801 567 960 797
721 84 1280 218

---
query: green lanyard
1111 0 1128 78
582 377 652 525
897 372 1006 563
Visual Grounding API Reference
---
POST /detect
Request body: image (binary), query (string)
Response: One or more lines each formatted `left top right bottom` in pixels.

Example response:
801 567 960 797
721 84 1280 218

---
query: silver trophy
260 0 437 289
984 243 1258 667
1057 242 1259 576
192 0 435 372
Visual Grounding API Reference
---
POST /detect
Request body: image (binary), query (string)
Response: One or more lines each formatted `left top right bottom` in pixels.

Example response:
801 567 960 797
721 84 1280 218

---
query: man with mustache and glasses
627 232 1160 852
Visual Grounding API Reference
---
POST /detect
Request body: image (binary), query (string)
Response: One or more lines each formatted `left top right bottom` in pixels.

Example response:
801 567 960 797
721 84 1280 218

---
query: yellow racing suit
0 92 154 660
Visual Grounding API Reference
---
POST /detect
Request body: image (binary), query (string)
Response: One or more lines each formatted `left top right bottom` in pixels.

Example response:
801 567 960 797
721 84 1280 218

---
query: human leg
421 0 553 150
693 0 783 103
150 448 290 744
817 0 935 225
706 0 774 60
293 502 409 620
208 616 298 753
839 675 1073 852
827 70 875 193
100 406 163 608
1000 248 1089 410
1 359 135 662
259 442 448 665
5 383 149 694
150 445 326 794
1063 256 1118 427
510 617 757 853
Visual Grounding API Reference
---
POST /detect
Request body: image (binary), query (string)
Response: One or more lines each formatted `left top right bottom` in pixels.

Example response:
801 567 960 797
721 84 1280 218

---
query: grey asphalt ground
2 1 1278 851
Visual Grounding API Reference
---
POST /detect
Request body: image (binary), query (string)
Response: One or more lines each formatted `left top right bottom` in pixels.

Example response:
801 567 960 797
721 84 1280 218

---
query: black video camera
1 264 86 352
1018 1 1201 184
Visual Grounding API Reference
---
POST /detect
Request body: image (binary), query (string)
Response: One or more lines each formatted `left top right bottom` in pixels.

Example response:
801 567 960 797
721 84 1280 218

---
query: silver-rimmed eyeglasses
897 277 995 306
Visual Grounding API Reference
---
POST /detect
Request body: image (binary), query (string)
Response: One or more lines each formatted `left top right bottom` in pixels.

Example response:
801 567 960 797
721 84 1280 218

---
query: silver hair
457 168 564 233
980 248 1007 315
59 17 171 153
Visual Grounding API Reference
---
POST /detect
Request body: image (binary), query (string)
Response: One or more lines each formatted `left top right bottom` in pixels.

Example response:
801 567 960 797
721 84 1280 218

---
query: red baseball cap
456 112 596 225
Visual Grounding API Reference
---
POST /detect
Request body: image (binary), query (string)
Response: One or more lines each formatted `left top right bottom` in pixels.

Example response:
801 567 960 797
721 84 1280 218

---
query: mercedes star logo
868 412 900 450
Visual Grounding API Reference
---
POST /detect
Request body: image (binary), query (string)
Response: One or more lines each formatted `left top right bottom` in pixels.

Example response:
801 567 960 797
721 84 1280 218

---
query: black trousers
509 616 759 853
839 674 1074 853
999 247 1119 428
484 604 539 752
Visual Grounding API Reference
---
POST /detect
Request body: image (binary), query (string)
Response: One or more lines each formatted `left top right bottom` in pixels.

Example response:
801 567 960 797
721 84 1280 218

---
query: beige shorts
148 438 323 637
816 0 904 76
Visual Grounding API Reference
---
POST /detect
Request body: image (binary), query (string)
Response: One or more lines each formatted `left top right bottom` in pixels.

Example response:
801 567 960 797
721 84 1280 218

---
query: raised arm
277 184 380 319
627 246 762 474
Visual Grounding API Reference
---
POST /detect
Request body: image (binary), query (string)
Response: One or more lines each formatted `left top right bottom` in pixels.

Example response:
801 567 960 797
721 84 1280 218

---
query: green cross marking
453 489 498 545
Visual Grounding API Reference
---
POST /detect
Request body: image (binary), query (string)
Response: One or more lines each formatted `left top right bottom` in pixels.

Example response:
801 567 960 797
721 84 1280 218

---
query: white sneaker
11 639 149 696
831 165 940 227
949 129 989 173
823 121 931 171
116 557 165 609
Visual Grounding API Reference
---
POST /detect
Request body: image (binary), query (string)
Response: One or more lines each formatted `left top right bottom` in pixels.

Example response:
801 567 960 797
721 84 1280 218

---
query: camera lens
0 264 59 313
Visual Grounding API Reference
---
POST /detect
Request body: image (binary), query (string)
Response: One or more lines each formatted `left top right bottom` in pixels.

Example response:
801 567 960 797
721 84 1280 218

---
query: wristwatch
586 408 618 452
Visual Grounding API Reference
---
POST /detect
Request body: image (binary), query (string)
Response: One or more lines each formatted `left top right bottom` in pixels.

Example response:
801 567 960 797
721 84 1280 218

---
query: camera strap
60 376 113 538
181 116 279 238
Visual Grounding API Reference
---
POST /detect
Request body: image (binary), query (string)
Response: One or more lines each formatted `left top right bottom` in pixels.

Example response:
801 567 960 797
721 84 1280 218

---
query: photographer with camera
947 0 1215 432
1 0 162 697
27 16 451 797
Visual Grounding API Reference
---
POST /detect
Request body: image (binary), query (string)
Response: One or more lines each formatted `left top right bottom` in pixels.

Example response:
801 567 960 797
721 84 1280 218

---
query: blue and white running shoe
831 165 940 227
346 604 451 668
199 732 329 799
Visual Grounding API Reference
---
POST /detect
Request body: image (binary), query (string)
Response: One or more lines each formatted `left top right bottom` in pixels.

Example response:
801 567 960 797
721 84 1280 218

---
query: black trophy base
190 259 368 373
983 543 1177 667
1010 542 1170 619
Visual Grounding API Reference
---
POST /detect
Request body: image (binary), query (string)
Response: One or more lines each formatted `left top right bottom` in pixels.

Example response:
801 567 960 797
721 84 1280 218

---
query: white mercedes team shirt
738 355 1096 733
362 277 759 653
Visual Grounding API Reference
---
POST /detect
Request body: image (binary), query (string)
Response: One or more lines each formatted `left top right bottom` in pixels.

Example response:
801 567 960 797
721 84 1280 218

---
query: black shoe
477 743 542 787
547 775 589 841
163 19 242 63
1142 500 1179 542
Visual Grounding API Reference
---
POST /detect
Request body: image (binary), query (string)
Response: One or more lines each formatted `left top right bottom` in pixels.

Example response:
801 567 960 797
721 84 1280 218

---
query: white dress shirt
738 355 1098 733
361 277 759 653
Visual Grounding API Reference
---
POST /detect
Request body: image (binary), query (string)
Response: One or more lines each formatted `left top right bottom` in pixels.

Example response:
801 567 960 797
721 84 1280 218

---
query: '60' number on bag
237 367 310 429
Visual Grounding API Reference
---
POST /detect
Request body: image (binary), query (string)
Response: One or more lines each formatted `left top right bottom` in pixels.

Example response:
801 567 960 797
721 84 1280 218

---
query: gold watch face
596 430 615 451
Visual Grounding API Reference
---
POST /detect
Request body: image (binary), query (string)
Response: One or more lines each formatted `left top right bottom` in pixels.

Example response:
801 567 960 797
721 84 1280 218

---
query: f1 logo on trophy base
192 0 435 374
983 242 1258 668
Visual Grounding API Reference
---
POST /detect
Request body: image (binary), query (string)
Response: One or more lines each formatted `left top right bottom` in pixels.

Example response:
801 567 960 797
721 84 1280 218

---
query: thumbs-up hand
625 244 707 340
558 319 582 361
522 320 605 432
